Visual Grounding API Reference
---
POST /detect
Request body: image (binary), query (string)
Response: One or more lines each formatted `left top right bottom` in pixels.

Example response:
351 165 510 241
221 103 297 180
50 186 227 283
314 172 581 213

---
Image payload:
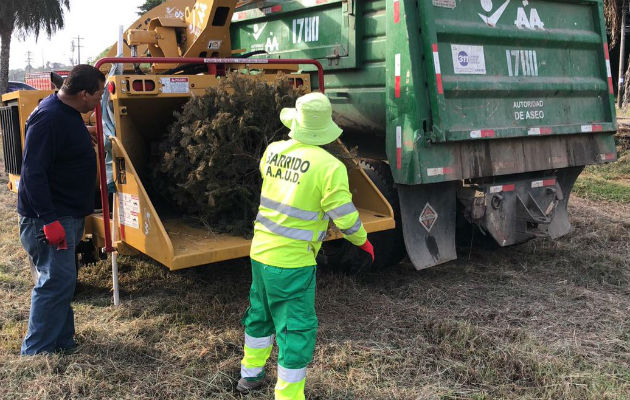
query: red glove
358 239 374 263
43 221 67 249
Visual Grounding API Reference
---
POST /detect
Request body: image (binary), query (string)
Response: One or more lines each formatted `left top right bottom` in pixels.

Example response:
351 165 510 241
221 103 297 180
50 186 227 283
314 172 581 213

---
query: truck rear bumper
457 167 583 247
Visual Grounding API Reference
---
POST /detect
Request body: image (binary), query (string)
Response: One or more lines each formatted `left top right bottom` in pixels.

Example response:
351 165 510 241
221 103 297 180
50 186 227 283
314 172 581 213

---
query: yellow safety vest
250 139 367 268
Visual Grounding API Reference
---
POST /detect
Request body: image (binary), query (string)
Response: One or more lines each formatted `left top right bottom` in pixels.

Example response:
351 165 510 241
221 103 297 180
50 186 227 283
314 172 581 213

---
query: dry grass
0 148 628 399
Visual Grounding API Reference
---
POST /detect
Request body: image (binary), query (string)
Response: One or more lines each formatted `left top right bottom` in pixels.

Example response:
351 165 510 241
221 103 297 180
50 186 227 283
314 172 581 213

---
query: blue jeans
19 215 85 355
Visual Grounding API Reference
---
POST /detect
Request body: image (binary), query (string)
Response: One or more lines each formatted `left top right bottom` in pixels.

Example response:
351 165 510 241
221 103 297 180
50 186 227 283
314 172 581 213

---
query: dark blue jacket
18 94 97 224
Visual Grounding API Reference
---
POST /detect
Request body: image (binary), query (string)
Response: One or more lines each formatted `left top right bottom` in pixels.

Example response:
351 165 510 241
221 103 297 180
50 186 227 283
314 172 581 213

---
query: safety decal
432 44 443 94
119 193 140 230
490 184 515 193
395 53 401 98
581 124 604 133
419 203 438 232
470 129 495 138
528 127 552 135
531 179 556 188
160 77 189 94
452 44 486 75
427 167 454 176
604 43 614 94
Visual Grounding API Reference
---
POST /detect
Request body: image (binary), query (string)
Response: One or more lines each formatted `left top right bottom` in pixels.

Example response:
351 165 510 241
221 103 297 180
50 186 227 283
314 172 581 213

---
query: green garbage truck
230 0 617 270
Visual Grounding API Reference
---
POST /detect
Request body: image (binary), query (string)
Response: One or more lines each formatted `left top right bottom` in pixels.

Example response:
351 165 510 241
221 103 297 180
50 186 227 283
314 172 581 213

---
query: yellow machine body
1 0 395 271
91 73 394 270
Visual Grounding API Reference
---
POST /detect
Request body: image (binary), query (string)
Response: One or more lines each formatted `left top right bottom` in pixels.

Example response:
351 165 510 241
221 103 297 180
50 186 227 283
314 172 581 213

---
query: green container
231 0 617 269
231 0 616 184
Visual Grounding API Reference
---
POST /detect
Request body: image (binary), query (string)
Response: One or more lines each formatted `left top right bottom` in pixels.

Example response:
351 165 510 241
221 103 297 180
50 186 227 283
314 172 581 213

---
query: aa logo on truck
478 0 545 30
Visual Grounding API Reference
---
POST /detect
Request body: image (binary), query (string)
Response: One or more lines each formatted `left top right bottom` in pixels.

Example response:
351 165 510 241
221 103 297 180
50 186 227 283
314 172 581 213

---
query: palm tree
0 0 70 94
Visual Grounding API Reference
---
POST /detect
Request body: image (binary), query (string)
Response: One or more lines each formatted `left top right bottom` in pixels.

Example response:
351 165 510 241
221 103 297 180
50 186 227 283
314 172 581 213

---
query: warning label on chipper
119 193 140 230
160 77 190 94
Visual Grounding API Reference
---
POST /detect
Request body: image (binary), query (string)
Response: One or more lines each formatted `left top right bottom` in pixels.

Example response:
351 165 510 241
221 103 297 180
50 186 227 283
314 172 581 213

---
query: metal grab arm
93 56 326 253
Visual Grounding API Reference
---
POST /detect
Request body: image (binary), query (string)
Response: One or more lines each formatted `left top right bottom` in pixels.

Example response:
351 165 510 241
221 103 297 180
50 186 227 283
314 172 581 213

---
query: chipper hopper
88 57 394 271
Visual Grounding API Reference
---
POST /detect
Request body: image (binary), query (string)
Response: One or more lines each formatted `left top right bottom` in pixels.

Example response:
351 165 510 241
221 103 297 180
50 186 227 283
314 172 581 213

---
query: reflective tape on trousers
326 202 357 220
245 333 274 349
260 196 319 221
241 365 264 378
277 365 307 383
340 218 362 236
256 213 325 242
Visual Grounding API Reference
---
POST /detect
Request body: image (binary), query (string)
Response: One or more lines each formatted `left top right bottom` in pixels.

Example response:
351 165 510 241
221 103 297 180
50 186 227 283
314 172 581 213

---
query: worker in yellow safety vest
237 92 374 399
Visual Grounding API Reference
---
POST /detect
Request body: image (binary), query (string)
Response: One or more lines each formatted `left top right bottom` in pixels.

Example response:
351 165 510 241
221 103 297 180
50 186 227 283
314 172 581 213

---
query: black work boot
236 377 266 394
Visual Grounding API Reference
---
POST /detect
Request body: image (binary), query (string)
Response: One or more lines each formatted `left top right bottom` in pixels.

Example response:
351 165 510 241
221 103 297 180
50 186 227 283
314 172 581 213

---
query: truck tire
317 160 406 273
359 159 407 269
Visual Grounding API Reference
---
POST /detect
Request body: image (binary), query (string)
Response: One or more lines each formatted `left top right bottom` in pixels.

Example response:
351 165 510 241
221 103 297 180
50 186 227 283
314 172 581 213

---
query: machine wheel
317 160 406 273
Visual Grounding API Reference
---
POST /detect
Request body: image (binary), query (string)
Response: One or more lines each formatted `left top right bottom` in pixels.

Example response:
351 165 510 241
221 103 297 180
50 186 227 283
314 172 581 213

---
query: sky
9 0 146 70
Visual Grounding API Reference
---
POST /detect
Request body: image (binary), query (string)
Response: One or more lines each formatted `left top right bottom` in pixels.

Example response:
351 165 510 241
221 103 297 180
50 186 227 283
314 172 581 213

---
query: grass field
0 150 628 399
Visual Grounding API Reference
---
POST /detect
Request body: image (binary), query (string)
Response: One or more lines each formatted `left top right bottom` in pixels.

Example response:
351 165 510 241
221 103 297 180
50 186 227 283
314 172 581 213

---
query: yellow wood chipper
1 0 395 277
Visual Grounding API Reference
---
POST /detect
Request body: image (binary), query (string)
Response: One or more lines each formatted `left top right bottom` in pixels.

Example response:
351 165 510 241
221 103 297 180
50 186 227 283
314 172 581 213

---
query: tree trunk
0 25 14 96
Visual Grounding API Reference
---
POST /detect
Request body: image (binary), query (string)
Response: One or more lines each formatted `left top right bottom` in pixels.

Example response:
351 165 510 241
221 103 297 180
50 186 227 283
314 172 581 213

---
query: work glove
43 221 68 250
358 239 374 264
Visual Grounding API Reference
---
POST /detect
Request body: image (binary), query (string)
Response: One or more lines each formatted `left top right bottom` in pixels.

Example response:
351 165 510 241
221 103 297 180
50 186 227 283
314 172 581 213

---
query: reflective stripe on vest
326 202 357 220
277 365 307 383
260 196 319 221
340 217 362 236
256 213 326 242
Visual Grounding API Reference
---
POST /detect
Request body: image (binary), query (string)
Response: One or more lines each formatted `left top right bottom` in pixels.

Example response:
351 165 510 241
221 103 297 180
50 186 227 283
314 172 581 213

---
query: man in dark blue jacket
18 64 105 355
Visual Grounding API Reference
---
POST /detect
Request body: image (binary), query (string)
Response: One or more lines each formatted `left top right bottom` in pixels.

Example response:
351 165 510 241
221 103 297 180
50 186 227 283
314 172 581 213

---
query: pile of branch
151 73 306 236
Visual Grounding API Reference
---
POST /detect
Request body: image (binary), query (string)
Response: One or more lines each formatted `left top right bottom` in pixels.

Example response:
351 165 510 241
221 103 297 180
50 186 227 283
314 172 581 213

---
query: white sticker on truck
160 77 190 94
451 44 486 75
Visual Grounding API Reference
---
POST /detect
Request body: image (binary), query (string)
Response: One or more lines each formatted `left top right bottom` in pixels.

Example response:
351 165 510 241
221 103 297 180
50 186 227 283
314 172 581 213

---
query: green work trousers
241 259 317 400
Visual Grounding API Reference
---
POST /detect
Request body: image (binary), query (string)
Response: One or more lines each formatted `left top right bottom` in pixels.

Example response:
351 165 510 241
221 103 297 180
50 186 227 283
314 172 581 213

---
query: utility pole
74 35 84 64
25 51 33 73
618 0 628 108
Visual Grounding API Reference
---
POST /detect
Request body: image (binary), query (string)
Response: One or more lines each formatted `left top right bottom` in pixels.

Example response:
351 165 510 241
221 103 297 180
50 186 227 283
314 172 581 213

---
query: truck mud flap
398 182 457 270
547 167 582 239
